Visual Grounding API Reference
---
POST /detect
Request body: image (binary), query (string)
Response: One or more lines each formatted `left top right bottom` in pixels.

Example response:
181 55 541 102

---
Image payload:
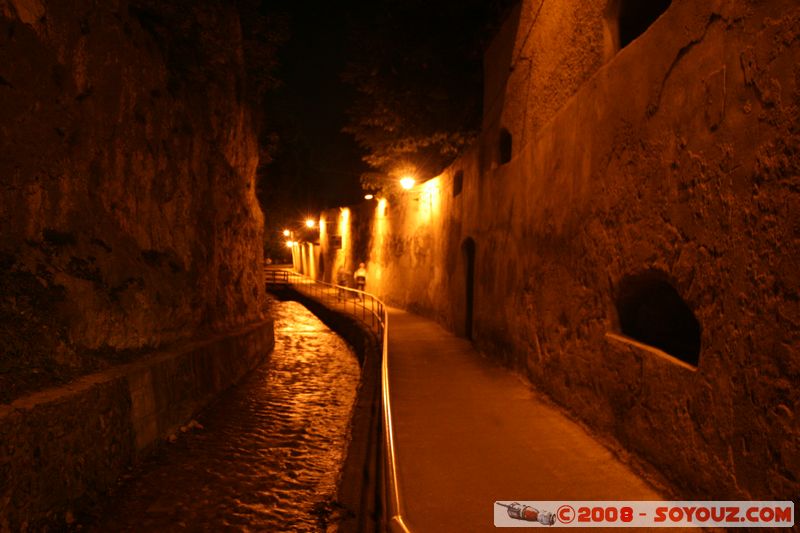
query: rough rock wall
483 0 609 167
364 0 799 499
0 0 265 403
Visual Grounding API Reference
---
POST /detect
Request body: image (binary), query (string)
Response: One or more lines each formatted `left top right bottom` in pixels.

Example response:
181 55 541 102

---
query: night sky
258 2 368 239
257 0 514 252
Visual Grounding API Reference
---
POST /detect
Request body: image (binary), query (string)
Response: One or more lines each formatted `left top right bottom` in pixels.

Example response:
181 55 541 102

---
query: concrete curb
0 320 274 531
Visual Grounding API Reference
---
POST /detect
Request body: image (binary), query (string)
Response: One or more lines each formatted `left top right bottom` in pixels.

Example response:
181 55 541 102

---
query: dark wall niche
453 170 464 197
615 271 701 366
462 238 476 339
618 0 671 49
499 128 512 164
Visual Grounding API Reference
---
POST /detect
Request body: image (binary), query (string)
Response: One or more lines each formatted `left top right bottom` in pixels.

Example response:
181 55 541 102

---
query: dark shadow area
618 0 671 48
616 271 701 366
453 169 464 197
462 238 476 340
499 128 512 165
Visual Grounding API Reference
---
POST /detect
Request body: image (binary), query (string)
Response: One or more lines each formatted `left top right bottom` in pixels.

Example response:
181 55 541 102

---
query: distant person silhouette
354 262 367 295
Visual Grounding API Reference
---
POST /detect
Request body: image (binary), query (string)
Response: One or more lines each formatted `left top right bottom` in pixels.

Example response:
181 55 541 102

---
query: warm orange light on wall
418 177 441 223
338 207 350 255
372 198 389 284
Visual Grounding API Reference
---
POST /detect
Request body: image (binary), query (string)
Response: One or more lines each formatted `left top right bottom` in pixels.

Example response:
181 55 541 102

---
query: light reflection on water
88 299 361 532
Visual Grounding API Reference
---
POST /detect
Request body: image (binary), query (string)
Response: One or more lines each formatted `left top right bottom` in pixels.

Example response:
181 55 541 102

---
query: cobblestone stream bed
82 299 361 532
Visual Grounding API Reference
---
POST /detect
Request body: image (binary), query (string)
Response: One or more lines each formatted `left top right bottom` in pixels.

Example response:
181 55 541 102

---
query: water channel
83 298 361 532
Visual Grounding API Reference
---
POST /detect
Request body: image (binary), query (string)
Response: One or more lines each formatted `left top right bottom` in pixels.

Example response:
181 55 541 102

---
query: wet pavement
84 299 361 532
386 307 676 533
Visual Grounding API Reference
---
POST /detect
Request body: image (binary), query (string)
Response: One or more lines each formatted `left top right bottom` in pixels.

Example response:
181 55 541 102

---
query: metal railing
264 269 289 285
280 270 410 532
284 271 385 333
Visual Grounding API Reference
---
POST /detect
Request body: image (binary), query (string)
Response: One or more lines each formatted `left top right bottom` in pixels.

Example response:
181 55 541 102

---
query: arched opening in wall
617 0 671 49
453 170 464 197
498 128 512 165
615 271 701 366
461 238 476 340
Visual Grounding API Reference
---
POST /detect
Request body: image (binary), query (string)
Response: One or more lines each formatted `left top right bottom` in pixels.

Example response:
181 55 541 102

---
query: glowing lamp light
285 240 294 248
364 194 374 200
305 219 316 228
400 176 415 190
282 229 290 237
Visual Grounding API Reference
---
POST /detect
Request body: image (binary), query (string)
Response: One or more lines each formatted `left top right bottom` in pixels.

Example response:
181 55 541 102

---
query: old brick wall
364 0 800 499
0 0 265 402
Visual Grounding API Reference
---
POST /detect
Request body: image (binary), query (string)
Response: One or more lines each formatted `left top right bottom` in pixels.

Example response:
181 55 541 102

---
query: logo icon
556 504 575 524
496 502 556 526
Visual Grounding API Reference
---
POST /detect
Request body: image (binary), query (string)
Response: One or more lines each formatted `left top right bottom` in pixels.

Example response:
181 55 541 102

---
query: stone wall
483 0 610 164
316 204 374 287
355 0 800 499
0 0 265 402
0 320 273 530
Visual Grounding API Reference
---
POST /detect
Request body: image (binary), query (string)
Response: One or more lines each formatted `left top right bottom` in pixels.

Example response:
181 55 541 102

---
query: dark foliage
235 0 289 126
342 0 517 183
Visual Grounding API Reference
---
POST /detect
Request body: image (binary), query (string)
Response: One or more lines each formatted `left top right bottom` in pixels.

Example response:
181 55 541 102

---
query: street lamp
282 229 290 237
364 194 374 200
400 176 415 190
305 218 316 228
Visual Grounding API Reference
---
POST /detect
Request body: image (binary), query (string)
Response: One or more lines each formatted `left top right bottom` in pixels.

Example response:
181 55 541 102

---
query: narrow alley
1 0 797 529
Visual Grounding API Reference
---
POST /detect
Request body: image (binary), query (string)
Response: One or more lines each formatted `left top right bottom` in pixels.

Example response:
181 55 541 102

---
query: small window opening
618 0 671 49
499 128 512 164
616 271 701 366
453 170 463 197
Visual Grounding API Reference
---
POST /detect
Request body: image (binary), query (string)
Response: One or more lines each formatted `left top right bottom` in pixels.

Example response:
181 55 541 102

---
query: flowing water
85 299 361 532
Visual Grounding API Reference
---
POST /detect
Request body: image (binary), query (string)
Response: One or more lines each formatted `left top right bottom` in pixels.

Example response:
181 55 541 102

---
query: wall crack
647 13 722 117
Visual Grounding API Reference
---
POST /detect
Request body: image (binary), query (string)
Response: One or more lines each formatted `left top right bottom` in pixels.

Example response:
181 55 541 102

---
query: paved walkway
387 307 667 532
